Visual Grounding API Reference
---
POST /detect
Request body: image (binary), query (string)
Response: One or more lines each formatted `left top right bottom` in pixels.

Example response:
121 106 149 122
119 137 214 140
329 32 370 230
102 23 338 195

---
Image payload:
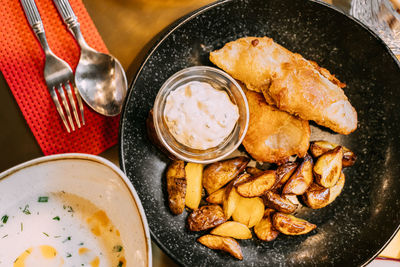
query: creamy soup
0 192 125 267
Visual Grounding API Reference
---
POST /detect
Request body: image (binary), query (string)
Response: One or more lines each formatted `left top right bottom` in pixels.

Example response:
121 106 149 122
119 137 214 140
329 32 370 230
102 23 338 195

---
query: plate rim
119 0 400 266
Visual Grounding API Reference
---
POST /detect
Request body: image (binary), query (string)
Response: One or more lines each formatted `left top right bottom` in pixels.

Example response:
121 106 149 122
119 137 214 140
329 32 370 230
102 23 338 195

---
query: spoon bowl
76 48 127 116
54 0 127 116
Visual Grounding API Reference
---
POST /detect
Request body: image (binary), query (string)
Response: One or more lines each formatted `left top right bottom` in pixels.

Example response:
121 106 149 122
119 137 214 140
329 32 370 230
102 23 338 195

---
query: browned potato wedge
302 183 329 209
310 140 356 167
263 191 297 213
232 196 264 228
236 170 276 197
282 154 313 195
314 146 343 188
233 173 251 186
246 167 264 176
309 140 337 158
274 162 298 190
206 187 225 205
185 163 204 210
303 172 345 209
166 160 186 214
198 234 243 260
342 151 357 168
223 181 241 219
187 205 226 231
203 157 250 194
211 221 252 239
329 172 346 202
254 209 279 241
272 213 316 235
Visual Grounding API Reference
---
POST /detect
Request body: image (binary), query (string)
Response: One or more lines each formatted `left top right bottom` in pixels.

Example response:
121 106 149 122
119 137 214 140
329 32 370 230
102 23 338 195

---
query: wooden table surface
0 0 398 266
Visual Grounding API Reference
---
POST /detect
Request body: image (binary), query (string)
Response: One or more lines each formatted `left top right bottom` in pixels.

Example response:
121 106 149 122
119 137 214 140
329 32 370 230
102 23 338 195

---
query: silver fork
20 0 84 133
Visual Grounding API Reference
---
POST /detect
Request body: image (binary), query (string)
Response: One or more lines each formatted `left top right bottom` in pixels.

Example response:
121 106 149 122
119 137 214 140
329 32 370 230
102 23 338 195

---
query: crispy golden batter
210 36 357 135
242 88 310 163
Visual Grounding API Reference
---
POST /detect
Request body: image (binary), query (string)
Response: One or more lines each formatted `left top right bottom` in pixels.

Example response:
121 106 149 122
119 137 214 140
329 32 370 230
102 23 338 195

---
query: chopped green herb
66 253 72 258
63 236 71 243
20 223 23 231
113 245 123 252
38 196 49 202
53 216 60 221
1 215 8 224
22 205 31 215
2 234 8 239
117 261 123 267
43 232 49 237
67 206 74 213
79 242 84 246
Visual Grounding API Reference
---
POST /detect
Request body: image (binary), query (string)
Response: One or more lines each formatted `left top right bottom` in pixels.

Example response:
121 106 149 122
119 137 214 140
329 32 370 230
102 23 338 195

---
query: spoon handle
53 0 78 28
53 0 89 48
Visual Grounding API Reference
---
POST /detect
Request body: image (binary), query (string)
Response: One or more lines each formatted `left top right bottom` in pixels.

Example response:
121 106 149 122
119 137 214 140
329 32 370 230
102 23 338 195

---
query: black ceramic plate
119 0 400 266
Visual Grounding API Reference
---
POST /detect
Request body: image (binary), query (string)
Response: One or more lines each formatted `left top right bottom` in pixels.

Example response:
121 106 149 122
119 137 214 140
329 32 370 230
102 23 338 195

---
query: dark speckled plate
119 0 400 266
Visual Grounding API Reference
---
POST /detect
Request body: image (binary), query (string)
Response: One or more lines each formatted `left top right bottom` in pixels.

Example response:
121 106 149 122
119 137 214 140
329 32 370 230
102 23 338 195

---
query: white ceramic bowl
0 153 151 267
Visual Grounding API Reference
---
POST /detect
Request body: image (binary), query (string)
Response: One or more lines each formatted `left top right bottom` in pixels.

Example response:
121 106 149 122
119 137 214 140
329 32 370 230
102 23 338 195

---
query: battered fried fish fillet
210 37 357 135
242 87 310 163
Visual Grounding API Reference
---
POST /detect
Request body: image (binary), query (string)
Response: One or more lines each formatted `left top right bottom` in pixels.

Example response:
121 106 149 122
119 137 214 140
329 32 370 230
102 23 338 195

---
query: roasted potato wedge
246 167 264 176
203 157 250 194
263 191 297 213
310 140 356 167
198 234 243 260
233 173 251 186
185 163 204 210
206 187 225 205
211 221 252 239
329 172 346 202
342 151 357 168
166 160 186 214
236 170 276 197
302 183 329 209
232 196 264 228
303 172 345 209
272 213 316 235
274 162 298 190
223 181 241 219
282 154 313 195
187 205 226 231
254 209 279 241
314 146 343 188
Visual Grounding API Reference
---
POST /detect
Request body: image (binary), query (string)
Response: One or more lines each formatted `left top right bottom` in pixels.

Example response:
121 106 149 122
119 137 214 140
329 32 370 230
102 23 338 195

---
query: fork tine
72 81 85 125
56 84 75 131
64 82 81 128
49 89 70 133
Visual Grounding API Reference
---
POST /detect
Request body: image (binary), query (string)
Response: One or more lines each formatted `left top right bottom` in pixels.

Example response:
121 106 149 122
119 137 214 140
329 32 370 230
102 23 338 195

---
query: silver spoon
53 0 127 116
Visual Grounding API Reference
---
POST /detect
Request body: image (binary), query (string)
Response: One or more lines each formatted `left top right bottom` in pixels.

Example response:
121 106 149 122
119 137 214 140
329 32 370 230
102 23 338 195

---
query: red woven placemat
0 0 119 155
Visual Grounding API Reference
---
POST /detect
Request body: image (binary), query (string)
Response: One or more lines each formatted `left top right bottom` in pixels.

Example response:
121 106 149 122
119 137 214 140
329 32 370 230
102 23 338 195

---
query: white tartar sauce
164 81 239 150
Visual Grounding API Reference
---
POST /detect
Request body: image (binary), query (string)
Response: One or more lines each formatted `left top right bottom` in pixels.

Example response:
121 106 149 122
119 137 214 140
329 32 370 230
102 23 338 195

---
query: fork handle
20 0 44 34
53 0 89 48
20 0 51 53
